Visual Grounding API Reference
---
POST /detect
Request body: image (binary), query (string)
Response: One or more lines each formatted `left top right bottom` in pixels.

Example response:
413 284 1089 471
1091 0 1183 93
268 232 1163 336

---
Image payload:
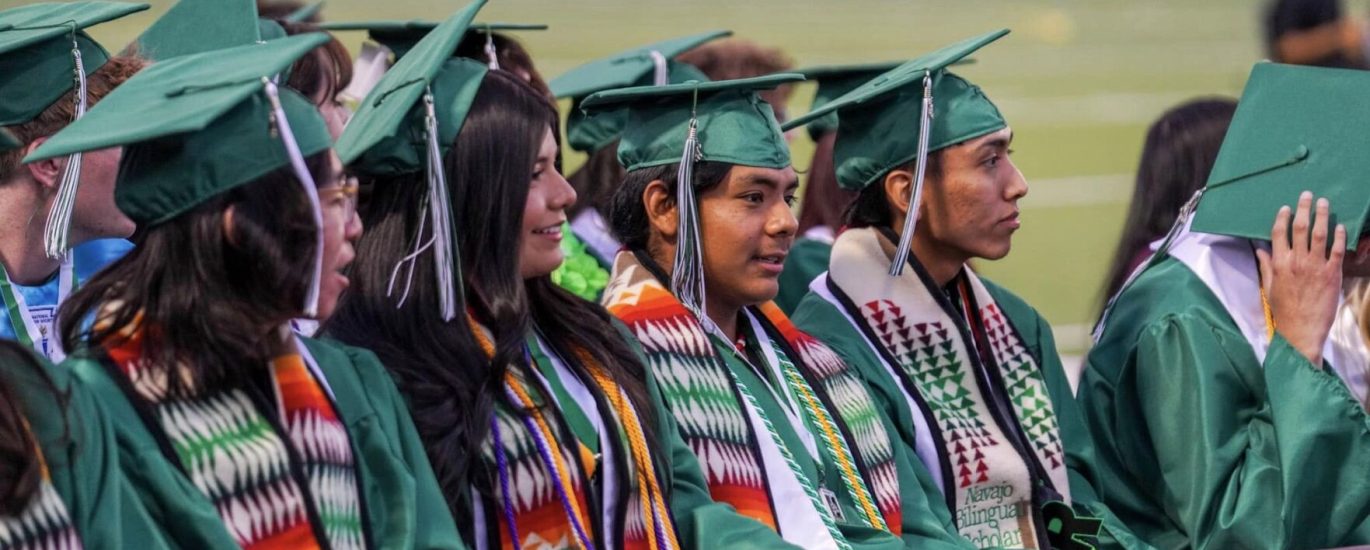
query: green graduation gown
1081 254 1370 549
793 274 1147 549
59 336 464 550
776 237 832 316
1 347 167 549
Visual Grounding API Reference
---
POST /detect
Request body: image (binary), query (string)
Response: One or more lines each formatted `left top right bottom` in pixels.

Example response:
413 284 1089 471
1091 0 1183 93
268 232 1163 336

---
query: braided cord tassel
672 113 714 334
425 87 464 320
577 348 680 550
771 341 888 532
889 70 935 277
42 35 88 259
490 415 523 549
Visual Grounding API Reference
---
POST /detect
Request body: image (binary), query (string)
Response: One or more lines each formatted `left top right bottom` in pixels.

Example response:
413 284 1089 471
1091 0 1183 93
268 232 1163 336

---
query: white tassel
262 78 325 318
649 50 668 86
889 70 934 277
42 37 88 259
1093 188 1204 341
424 88 462 320
484 29 500 70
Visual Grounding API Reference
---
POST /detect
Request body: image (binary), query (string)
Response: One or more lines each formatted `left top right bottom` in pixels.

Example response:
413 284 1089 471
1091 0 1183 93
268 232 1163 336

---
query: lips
1001 211 1021 229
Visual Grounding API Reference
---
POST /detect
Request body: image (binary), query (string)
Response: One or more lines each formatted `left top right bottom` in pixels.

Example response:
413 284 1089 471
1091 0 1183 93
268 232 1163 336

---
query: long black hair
1097 97 1236 317
59 150 333 397
0 341 63 516
325 69 657 518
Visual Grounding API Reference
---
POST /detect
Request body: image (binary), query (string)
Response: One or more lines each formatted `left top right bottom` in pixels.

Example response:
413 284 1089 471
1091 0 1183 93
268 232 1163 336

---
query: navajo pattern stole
602 256 778 531
755 303 903 535
105 332 360 550
828 228 1068 548
469 320 595 550
270 355 365 550
0 437 80 550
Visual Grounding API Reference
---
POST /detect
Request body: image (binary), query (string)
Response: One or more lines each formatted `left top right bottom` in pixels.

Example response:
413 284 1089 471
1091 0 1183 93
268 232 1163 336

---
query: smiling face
696 164 800 311
909 127 1027 264
314 151 362 320
518 126 576 279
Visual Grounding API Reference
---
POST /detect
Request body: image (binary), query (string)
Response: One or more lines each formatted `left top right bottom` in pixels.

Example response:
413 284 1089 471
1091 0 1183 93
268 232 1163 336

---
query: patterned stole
470 315 680 550
0 423 80 550
753 303 903 535
602 251 903 537
826 227 1069 549
104 329 364 550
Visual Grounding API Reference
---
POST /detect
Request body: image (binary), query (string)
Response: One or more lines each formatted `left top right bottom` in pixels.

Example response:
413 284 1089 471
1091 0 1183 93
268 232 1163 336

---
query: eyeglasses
319 177 360 217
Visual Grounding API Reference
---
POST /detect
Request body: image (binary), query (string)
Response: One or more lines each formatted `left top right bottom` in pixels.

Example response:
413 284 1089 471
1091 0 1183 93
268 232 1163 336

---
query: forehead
725 164 799 187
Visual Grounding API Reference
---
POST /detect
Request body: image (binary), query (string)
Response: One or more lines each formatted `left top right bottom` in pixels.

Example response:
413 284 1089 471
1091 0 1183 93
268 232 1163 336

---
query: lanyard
0 257 74 362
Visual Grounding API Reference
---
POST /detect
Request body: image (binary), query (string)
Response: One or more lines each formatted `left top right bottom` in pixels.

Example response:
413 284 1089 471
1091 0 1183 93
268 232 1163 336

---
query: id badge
820 487 845 522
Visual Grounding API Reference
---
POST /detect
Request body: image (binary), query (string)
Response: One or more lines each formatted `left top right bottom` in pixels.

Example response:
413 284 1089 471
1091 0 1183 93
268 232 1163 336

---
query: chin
743 283 780 307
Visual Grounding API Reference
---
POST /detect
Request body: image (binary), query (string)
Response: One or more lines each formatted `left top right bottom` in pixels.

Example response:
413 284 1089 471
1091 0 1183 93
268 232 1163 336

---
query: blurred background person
1264 0 1367 68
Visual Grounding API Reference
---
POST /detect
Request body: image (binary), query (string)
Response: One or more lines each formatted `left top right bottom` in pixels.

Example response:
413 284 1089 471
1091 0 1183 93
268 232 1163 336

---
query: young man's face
917 127 1027 262
698 164 799 309
69 144 136 240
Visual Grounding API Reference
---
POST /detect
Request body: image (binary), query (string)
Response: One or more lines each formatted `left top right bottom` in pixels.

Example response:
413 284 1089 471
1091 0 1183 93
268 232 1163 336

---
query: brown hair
455 31 552 102
676 38 795 111
0 55 147 180
278 21 354 107
798 131 857 234
0 340 62 516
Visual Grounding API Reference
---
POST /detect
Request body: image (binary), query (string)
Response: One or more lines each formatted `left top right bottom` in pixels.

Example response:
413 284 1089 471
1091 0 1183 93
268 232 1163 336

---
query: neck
0 179 59 285
705 297 742 342
904 226 967 286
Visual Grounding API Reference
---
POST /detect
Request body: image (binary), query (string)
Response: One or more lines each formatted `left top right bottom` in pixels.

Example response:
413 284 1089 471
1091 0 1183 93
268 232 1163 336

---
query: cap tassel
648 50 668 86
1093 188 1204 341
388 88 462 320
262 78 325 318
42 34 88 260
889 70 934 277
483 27 500 70
671 86 714 332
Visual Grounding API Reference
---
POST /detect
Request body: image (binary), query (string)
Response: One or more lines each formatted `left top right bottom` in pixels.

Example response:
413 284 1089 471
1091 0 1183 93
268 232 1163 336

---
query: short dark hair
608 161 733 250
844 151 942 229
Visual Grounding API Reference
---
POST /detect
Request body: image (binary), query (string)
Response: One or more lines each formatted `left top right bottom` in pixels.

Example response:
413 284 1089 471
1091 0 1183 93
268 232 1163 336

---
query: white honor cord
889 70 934 277
262 79 325 318
43 36 89 259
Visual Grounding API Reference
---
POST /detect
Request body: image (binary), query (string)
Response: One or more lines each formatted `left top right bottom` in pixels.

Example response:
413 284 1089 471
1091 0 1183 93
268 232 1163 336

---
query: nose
769 198 798 237
1005 158 1028 201
346 209 363 242
548 167 577 212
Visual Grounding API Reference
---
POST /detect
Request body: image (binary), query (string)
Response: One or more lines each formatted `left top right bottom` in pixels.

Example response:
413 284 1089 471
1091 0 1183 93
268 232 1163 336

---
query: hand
1256 191 1346 366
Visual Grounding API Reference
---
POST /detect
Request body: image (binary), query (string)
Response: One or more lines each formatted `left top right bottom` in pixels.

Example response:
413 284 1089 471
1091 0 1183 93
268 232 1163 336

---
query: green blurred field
3 0 1277 350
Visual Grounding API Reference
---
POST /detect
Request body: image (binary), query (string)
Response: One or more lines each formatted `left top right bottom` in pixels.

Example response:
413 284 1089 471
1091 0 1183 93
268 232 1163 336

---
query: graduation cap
794 61 908 141
550 31 728 153
580 73 802 326
334 0 487 321
0 128 20 151
0 1 150 258
1192 62 1370 248
783 29 1009 276
320 19 544 60
132 0 264 61
28 34 334 316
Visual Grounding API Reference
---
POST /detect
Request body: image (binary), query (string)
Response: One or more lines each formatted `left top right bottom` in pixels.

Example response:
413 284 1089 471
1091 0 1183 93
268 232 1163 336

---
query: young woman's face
518 126 575 279
696 164 799 310
314 150 362 320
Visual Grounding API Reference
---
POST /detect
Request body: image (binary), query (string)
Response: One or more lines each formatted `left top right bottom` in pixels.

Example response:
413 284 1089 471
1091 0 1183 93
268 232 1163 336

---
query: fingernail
1318 198 1329 207
1301 190 1313 199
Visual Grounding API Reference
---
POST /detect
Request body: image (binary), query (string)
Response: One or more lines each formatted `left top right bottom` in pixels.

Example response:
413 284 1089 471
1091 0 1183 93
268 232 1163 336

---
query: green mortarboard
1192 62 1370 248
783 29 1008 277
133 0 262 60
580 73 802 171
284 1 324 23
320 19 544 59
28 33 333 315
0 1 149 127
794 62 904 141
334 0 488 321
581 74 803 324
550 31 728 153
783 29 1008 191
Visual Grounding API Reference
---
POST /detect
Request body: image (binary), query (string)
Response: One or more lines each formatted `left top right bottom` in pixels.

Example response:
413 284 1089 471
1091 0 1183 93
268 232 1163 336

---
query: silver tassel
672 114 713 332
42 37 88 259
483 28 500 70
649 50 668 86
889 70 935 277
424 88 462 320
262 78 325 318
1093 188 1204 341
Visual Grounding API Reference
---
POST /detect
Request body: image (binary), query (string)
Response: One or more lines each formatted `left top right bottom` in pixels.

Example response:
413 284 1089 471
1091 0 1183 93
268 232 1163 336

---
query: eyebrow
740 174 800 192
976 134 1013 153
